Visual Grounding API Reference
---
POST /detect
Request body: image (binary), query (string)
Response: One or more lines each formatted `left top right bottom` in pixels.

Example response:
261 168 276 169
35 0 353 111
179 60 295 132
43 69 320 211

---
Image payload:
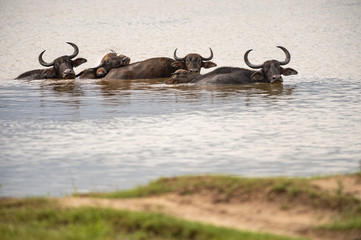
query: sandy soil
60 175 361 240
311 175 361 200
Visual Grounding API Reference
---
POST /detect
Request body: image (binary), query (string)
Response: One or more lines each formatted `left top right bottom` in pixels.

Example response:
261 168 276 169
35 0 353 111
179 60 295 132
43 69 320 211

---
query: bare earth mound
61 175 361 240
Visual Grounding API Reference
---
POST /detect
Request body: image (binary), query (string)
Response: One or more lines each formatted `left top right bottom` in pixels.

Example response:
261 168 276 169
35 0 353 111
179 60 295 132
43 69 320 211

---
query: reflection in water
182 82 293 97
92 79 296 111
40 79 84 96
97 78 293 97
34 78 293 100
97 79 133 94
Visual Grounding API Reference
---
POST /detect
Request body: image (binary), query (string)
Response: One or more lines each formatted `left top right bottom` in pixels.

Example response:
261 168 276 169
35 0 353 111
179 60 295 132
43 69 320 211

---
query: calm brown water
0 0 361 197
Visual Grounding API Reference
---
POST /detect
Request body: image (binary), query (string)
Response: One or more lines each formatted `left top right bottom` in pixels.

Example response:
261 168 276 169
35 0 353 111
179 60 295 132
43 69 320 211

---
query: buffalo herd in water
16 42 297 84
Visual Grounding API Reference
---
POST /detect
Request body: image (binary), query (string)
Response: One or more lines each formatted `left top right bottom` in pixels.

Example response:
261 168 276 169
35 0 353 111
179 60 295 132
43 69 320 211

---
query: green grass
80 175 294 199
0 198 306 240
315 203 361 232
80 175 361 212
317 216 361 230
78 174 361 235
2 174 360 240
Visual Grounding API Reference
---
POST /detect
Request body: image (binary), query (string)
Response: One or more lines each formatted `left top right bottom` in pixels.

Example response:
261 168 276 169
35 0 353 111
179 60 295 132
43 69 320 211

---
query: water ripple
1 0 361 197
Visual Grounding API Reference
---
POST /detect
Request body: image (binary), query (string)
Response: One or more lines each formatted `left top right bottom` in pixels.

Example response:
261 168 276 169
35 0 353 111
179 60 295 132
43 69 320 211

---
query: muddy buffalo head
244 46 298 83
95 51 131 78
172 48 217 73
38 42 87 79
165 69 200 84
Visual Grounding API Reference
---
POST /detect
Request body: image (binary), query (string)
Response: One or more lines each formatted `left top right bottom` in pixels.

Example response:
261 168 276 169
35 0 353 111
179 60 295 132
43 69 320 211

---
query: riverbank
1 174 361 240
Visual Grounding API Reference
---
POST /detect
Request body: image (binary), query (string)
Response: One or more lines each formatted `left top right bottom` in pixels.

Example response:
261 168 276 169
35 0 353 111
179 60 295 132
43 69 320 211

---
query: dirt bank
60 175 361 240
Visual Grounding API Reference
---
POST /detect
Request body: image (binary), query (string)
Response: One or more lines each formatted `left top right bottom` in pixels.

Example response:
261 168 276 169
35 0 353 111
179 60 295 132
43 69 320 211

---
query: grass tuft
0 197 305 240
80 175 361 212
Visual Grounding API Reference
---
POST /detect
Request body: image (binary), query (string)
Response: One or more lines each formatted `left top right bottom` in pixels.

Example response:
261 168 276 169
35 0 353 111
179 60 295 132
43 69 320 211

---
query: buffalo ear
73 58 87 67
171 61 185 69
202 61 217 69
251 71 264 81
281 67 298 76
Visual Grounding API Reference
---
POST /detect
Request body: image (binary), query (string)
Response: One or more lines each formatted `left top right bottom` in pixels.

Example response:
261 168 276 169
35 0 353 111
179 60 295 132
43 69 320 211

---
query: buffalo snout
63 69 75 79
271 75 283 83
122 56 131 65
96 67 107 78
165 78 179 84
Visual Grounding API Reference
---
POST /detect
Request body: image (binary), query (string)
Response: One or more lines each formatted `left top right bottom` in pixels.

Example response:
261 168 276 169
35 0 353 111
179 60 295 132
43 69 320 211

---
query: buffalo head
38 42 87 79
244 46 298 83
172 48 217 73
95 51 131 78
165 69 200 84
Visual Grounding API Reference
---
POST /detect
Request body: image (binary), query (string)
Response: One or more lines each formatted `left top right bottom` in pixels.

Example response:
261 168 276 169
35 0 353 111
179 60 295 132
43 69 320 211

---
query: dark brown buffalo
16 42 87 80
76 51 130 79
172 48 217 73
168 46 297 85
103 48 216 80
243 46 297 83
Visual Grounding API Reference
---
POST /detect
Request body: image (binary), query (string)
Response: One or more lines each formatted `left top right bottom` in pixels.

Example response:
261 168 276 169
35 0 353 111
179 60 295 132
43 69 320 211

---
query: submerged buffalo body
189 67 258 85
104 48 216 80
167 46 297 85
76 51 130 79
104 57 178 79
16 42 87 80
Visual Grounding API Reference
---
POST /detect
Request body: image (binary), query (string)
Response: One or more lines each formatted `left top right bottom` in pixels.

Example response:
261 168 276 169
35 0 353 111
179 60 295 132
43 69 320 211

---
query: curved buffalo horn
38 50 54 67
201 47 214 61
66 42 79 59
244 49 263 69
173 48 185 61
277 46 291 65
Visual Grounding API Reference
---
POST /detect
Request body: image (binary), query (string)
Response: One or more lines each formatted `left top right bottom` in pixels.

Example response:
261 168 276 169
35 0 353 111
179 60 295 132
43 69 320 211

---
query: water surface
0 0 361 197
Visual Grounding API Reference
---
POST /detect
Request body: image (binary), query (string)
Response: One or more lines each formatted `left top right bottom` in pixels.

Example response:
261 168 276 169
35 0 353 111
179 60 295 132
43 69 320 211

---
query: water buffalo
16 42 87 80
172 48 217 73
76 51 131 79
167 46 297 85
103 48 216 80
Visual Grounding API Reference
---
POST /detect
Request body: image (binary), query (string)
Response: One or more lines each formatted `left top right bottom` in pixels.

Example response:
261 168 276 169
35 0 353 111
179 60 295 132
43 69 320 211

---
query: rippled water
1 0 361 197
